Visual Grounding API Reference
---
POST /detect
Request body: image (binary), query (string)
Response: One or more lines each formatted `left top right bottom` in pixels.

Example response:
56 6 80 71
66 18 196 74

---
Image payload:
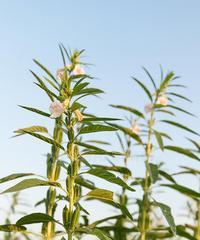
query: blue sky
0 0 200 236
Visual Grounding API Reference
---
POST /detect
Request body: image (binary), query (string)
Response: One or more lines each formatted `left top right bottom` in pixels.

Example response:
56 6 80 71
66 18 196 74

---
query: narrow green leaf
167 92 192 103
154 131 164 150
19 105 50 118
79 125 117 135
82 117 121 122
142 67 157 90
77 227 112 240
14 126 48 137
86 168 135 192
132 77 153 101
148 163 159 183
167 105 196 117
164 146 200 161
0 173 34 184
33 59 58 84
22 131 64 150
159 170 176 183
161 120 200 136
92 165 132 176
87 189 113 201
154 200 176 235
0 225 26 232
16 213 56 225
162 184 200 200
2 178 61 194
110 104 145 119
107 123 142 144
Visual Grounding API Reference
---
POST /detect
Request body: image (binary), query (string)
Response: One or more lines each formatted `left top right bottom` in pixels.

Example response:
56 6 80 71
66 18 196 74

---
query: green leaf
75 88 104 96
16 213 56 225
92 165 132 176
77 227 112 240
19 105 50 118
148 163 159 183
0 173 34 184
159 72 174 93
33 59 58 84
167 105 196 117
86 168 135 192
161 120 200 136
162 184 200 200
75 176 95 190
176 225 196 240
2 178 61 194
30 70 56 101
22 131 64 150
14 126 48 137
154 200 176 235
107 123 142 144
164 146 200 161
87 189 113 201
132 77 153 101
159 170 176 183
154 131 164 150
167 92 192 103
142 67 157 90
0 224 26 232
82 117 121 122
110 105 145 119
73 82 90 95
79 125 117 135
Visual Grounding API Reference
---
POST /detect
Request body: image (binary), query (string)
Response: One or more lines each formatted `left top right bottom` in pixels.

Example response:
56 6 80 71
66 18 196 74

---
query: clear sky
0 1 200 238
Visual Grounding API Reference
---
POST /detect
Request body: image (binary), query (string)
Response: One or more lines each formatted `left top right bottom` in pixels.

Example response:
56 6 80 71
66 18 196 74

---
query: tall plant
0 46 135 240
109 68 200 239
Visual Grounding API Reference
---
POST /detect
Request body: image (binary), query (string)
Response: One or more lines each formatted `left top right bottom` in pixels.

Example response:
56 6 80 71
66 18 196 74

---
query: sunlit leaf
87 189 113 201
2 178 61 194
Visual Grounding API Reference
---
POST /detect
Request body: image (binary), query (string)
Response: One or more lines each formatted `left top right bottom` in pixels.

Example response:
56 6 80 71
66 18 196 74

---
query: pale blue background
0 1 200 239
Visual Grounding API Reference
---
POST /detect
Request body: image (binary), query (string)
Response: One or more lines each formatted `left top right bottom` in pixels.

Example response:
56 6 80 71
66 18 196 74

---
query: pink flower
131 122 141 135
157 95 168 106
56 68 65 80
144 103 154 114
73 65 85 75
49 101 65 119
74 109 84 122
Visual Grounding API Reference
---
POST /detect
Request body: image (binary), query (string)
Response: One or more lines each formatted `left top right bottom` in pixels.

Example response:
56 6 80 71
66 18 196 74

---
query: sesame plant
107 68 200 239
0 46 135 240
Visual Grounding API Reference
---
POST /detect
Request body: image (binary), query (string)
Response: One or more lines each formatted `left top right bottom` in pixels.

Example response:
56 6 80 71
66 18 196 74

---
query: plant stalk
140 110 154 240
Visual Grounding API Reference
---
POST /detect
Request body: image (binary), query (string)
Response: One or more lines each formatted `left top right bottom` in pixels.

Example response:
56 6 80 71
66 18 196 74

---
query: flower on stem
73 65 85 75
49 101 65 119
56 68 65 80
144 103 154 114
74 110 84 122
157 95 168 106
131 121 141 135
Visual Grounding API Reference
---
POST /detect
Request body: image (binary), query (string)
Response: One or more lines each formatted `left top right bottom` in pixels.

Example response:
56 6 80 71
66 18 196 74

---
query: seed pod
74 185 81 202
62 206 69 227
71 206 80 230
54 165 61 181
47 154 53 179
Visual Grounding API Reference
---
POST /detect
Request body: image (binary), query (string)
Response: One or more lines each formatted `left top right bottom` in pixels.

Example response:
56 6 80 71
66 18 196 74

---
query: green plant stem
44 118 63 240
140 111 154 240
